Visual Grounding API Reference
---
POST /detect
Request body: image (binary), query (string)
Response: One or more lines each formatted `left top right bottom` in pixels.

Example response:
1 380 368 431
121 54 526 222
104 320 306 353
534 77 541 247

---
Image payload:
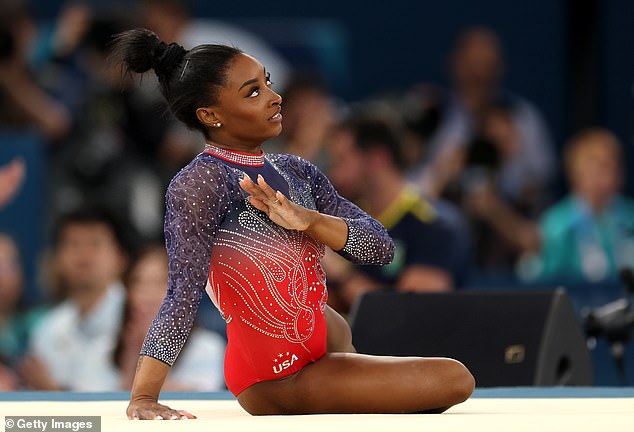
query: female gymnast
110 28 474 418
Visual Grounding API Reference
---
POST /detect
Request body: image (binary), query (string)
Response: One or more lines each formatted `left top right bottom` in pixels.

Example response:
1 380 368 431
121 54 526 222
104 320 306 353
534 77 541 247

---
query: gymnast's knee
447 358 476 403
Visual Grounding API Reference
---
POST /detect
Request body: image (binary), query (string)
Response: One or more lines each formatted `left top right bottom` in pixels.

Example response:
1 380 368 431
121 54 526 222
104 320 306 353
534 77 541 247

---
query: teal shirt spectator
533 194 634 283
0 307 47 364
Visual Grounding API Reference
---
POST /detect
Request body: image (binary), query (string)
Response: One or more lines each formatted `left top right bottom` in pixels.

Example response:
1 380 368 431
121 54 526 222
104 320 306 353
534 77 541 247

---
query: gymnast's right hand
127 399 197 420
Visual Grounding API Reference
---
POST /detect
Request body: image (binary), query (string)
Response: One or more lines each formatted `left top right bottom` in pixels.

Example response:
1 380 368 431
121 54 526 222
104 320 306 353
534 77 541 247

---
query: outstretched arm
128 161 232 420
0 59 70 141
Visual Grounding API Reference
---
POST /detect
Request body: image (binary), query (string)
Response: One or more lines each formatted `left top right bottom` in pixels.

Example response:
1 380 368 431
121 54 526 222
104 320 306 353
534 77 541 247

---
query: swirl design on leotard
210 203 327 345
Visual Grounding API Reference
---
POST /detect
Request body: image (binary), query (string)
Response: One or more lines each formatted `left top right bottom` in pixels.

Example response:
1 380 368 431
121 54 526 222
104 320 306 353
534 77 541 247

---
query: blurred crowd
1 0 633 390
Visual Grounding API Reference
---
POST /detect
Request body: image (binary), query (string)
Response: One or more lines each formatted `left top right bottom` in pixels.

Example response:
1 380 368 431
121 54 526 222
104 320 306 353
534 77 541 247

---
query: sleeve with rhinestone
140 160 231 366
305 161 394 265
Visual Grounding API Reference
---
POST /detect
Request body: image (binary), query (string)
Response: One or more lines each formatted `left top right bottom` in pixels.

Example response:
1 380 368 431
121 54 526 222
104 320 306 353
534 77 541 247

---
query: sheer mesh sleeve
140 159 233 366
303 160 394 265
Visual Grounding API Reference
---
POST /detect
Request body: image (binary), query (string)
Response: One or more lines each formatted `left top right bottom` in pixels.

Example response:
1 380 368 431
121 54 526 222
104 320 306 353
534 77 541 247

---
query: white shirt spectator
28 282 125 391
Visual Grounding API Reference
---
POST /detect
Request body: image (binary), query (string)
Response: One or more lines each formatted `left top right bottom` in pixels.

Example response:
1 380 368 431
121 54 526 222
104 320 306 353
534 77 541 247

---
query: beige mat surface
2 398 633 432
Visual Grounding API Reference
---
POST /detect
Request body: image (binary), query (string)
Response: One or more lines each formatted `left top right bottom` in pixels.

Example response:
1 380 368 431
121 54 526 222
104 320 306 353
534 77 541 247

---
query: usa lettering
273 354 299 374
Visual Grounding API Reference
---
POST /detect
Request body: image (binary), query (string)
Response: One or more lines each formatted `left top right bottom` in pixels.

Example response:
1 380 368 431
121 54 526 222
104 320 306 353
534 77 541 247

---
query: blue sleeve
140 159 232 366
303 160 394 265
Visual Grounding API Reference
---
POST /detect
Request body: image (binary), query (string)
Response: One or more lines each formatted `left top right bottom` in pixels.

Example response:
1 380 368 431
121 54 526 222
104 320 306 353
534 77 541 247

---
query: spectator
112 244 225 391
398 83 446 173
1 3 81 307
0 2 71 141
470 128 634 284
326 108 471 312
413 28 556 273
45 11 166 245
0 233 45 391
0 233 44 362
20 207 128 391
28 2 92 71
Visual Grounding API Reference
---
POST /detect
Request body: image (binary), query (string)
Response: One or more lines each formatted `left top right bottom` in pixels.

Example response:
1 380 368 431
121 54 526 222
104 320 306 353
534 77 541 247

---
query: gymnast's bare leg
237 305 475 415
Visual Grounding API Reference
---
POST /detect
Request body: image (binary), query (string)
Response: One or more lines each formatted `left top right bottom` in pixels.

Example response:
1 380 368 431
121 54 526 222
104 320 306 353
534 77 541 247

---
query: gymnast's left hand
127 399 196 420
239 174 317 231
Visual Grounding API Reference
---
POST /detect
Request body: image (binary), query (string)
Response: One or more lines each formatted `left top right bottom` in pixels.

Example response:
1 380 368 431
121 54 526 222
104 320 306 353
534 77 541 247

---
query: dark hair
282 73 329 103
0 0 29 60
109 28 242 137
53 206 128 252
340 111 408 171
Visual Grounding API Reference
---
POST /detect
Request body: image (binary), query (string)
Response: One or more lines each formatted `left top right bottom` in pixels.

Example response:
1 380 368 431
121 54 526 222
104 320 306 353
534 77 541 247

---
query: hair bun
109 28 187 81
152 41 187 79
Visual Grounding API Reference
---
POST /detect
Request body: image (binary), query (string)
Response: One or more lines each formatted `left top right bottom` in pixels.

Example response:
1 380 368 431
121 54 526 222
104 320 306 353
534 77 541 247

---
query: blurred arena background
0 0 633 393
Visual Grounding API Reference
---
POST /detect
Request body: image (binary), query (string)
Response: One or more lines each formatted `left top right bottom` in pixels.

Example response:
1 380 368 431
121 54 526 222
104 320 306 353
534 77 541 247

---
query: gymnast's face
198 53 283 151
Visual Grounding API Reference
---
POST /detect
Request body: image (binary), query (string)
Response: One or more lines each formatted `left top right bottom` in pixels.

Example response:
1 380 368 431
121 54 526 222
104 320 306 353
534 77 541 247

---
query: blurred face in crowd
452 29 503 94
127 248 168 328
141 0 186 42
327 128 367 201
0 234 22 314
281 86 334 139
568 131 623 209
56 223 126 293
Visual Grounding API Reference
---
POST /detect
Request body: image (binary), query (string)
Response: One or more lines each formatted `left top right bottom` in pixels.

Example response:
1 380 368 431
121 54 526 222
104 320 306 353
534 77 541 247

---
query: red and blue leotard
140 145 394 395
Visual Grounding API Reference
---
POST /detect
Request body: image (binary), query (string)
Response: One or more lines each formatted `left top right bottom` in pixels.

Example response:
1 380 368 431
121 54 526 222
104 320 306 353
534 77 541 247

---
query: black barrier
349 288 592 387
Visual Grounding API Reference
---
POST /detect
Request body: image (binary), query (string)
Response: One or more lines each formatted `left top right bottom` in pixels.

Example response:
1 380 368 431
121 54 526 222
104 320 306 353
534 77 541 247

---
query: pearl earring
214 123 222 128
